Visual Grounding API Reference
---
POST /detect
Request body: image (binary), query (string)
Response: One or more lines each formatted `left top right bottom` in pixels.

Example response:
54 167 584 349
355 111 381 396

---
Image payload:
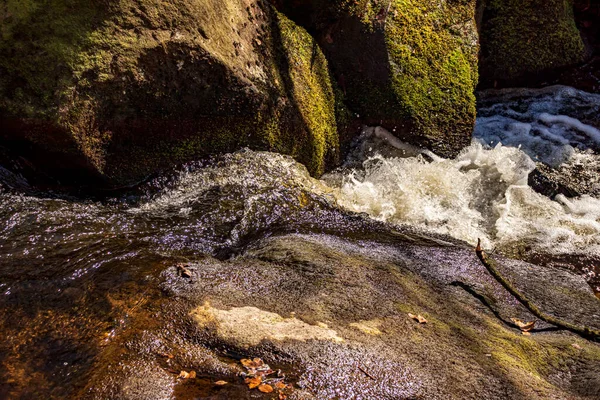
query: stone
0 0 339 188
272 0 480 158
479 0 587 88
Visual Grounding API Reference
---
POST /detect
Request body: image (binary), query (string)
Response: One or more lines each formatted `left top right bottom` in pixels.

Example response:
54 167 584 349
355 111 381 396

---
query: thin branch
475 239 600 341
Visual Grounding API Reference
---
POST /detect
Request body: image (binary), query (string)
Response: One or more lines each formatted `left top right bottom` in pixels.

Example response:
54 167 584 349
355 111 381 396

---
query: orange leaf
178 371 189 379
408 313 427 324
510 318 535 332
245 376 262 389
241 357 264 369
275 381 287 389
258 384 274 393
253 358 264 367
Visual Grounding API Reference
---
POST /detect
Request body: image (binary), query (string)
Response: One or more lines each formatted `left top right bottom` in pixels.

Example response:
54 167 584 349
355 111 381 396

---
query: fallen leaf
572 343 582 350
522 331 531 336
253 358 264 367
279 394 287 400
241 358 264 369
245 376 262 389
275 381 287 389
408 313 427 324
258 384 274 393
176 264 192 278
510 318 535 332
215 380 228 386
188 371 197 379
178 371 189 379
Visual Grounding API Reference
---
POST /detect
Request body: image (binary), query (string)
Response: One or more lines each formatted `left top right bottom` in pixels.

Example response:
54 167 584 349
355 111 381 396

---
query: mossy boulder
272 0 480 157
479 0 587 87
0 0 339 188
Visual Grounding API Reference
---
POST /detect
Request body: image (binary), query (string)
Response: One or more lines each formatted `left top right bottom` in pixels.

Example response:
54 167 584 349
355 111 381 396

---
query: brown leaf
214 380 228 386
510 318 535 332
178 371 189 379
176 264 192 278
258 384 274 393
188 371 197 379
408 313 427 324
245 376 262 389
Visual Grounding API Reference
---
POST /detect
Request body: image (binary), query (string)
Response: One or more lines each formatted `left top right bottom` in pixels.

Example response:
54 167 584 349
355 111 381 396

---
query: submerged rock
0 0 339 188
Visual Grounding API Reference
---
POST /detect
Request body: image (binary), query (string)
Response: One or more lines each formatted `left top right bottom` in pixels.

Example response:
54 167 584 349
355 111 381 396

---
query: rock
151 233 600 399
479 0 587 88
0 0 339 188
272 0 480 158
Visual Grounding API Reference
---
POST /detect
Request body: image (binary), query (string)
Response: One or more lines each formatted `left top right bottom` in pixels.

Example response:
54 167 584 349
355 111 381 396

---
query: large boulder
0 0 339 188
479 0 587 88
273 0 480 158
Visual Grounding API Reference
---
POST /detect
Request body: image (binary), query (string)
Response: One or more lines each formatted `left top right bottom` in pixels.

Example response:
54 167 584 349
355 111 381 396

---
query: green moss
311 0 478 156
385 0 478 148
0 0 103 115
272 11 339 176
480 0 586 83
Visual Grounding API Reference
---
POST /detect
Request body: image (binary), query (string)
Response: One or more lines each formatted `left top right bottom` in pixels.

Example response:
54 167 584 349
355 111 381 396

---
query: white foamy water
328 140 600 255
327 86 600 256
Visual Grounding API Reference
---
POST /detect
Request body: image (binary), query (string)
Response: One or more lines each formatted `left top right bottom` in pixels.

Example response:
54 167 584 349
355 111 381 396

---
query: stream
1 85 600 399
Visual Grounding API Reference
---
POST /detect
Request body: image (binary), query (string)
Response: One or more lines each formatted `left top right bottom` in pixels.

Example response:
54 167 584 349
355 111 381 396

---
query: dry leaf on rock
178 370 196 379
245 376 262 389
241 358 264 369
408 313 428 324
258 383 274 393
510 318 535 332
275 381 287 389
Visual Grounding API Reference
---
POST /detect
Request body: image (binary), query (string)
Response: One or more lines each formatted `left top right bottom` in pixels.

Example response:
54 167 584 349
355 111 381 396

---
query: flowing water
1 85 600 397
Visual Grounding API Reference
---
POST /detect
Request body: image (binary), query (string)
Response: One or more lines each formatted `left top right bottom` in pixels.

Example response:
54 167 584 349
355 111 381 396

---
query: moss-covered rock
0 0 339 188
272 0 479 157
479 0 587 87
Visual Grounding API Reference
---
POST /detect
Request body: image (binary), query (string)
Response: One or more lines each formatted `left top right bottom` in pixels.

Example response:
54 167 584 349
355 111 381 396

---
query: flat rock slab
83 233 600 399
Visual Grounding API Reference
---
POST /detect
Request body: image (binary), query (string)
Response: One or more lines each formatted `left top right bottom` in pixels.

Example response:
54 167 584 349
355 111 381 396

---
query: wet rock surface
91 233 600 399
6 231 600 399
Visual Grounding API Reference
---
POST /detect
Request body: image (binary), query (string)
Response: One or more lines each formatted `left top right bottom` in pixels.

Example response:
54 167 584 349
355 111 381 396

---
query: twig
358 365 376 380
475 239 600 341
